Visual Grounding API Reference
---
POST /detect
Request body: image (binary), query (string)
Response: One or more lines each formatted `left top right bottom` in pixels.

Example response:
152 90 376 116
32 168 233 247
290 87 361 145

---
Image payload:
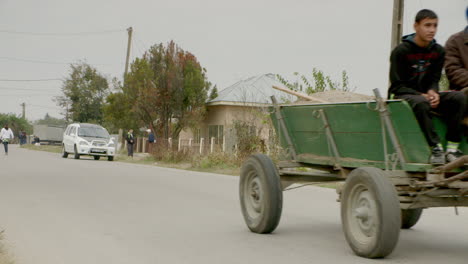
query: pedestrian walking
0 124 14 155
19 131 26 145
147 129 155 153
126 129 135 157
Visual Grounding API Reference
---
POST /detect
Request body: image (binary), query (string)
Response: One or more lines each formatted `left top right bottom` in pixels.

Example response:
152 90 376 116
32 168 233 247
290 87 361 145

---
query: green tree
103 75 145 133
102 80 140 133
0 113 33 135
277 68 353 94
209 85 219 100
55 62 109 123
118 41 211 139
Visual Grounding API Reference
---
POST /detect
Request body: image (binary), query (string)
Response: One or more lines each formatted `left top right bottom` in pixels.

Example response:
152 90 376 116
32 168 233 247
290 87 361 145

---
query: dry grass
116 151 241 176
0 231 15 264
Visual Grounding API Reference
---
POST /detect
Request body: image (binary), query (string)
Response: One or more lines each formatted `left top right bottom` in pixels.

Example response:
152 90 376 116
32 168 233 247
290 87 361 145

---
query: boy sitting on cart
389 9 466 164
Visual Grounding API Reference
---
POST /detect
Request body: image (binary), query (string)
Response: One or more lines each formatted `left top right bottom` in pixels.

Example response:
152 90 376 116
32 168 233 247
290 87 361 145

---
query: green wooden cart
239 89 468 258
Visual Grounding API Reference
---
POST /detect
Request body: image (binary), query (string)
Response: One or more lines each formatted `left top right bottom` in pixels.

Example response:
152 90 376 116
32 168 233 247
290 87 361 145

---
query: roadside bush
233 120 264 160
192 152 240 169
151 141 193 163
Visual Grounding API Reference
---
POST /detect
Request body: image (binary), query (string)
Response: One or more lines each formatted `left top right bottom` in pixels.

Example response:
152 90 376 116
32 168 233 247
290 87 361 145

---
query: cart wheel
239 154 282 234
401 209 423 229
341 167 400 258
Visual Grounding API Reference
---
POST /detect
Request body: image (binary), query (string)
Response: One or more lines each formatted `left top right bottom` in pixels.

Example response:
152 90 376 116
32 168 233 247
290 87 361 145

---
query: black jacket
126 133 134 145
389 33 445 97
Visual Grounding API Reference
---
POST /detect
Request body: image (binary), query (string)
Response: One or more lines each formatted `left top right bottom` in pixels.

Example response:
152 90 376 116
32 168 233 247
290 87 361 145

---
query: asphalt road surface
0 145 467 264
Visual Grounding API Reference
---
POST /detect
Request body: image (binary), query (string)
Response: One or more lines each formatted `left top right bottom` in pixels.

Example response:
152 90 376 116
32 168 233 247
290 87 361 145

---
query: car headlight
79 141 89 146
108 143 115 148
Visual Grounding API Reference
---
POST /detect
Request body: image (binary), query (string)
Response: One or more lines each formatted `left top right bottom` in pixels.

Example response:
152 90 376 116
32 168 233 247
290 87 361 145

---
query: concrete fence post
137 137 141 152
222 136 226 152
178 137 182 151
143 138 147 153
200 138 204 154
210 137 215 153
168 138 172 150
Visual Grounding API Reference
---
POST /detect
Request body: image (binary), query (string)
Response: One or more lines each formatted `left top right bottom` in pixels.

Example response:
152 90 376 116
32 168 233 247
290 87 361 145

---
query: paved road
0 145 467 264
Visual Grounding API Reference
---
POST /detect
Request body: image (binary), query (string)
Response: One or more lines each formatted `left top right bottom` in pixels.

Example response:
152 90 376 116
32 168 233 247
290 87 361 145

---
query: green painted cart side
271 99 466 172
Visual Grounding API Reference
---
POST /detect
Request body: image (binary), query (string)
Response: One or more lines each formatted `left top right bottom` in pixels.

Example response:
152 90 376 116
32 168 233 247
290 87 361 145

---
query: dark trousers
127 143 134 157
396 91 466 147
3 142 8 153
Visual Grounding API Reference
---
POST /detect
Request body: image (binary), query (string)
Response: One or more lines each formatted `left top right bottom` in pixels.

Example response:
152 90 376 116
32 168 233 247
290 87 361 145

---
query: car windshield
78 127 110 139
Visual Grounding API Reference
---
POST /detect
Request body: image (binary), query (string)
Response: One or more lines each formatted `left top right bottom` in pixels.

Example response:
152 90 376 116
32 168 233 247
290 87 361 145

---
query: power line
0 78 62 82
28 104 62 110
2 94 59 96
0 56 122 66
0 29 125 36
0 56 69 65
0 86 59 91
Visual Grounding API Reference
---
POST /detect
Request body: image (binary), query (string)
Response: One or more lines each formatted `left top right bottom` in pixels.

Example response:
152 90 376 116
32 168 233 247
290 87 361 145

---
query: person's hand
422 90 439 108
427 90 439 108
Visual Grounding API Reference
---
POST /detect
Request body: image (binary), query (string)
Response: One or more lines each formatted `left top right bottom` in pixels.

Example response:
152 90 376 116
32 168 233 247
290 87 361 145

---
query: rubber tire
341 167 400 258
239 153 282 234
107 156 114 161
62 145 68 158
401 209 423 229
73 145 80 159
94 156 100 160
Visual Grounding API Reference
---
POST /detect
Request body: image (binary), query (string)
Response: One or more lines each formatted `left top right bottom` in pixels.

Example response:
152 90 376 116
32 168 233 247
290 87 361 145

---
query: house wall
179 104 273 151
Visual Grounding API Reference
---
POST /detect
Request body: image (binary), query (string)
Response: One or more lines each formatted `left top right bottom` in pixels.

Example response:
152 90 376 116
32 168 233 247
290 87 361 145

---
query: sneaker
446 150 463 163
430 146 445 164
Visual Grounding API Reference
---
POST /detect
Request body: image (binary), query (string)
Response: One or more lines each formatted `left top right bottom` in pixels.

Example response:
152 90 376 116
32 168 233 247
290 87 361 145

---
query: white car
62 123 116 161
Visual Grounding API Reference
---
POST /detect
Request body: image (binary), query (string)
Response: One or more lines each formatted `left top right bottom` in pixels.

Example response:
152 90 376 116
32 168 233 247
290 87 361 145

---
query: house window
208 125 224 144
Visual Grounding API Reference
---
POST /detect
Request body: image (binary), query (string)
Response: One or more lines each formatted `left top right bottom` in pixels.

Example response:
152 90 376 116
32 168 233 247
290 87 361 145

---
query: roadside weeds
0 231 14 264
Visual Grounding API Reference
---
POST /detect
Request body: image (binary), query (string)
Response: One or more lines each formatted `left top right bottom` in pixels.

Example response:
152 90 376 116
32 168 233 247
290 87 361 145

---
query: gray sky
0 0 467 120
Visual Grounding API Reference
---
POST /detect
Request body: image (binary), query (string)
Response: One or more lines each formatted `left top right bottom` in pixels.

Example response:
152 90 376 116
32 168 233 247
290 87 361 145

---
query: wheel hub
348 187 377 240
248 178 262 213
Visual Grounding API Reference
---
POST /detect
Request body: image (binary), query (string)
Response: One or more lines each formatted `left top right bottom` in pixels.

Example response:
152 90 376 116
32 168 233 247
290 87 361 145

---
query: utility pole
391 0 404 51
124 27 133 81
20 102 25 119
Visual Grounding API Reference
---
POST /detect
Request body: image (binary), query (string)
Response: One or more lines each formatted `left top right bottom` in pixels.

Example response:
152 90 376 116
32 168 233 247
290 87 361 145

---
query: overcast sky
0 0 467 120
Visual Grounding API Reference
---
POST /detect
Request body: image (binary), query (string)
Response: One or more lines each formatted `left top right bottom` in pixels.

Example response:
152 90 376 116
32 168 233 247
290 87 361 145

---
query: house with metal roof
207 73 295 106
179 73 294 152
